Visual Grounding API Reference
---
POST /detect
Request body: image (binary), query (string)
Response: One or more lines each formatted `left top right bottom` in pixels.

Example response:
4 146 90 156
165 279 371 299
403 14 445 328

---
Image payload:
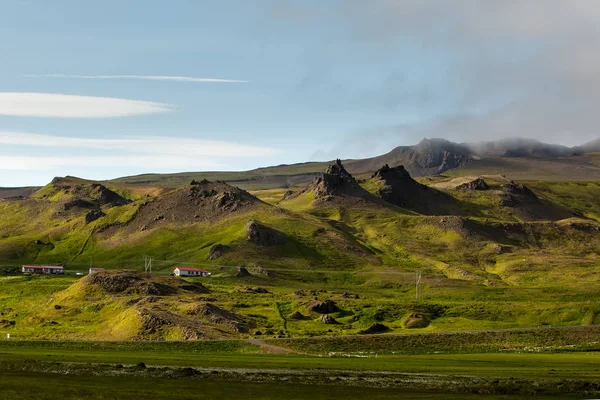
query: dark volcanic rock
235 266 252 277
207 244 229 260
90 183 129 206
371 164 460 215
289 311 306 320
455 178 489 191
245 220 285 246
83 270 208 295
499 182 539 207
85 209 105 224
359 323 389 334
313 159 362 199
309 300 338 314
64 199 97 211
188 302 254 333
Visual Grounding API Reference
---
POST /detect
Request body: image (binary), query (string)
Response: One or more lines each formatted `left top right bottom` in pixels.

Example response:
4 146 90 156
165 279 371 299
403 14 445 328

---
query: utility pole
416 269 423 302
144 255 153 275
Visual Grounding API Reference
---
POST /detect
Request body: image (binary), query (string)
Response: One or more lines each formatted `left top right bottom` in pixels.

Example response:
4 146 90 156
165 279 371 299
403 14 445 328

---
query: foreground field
0 338 598 399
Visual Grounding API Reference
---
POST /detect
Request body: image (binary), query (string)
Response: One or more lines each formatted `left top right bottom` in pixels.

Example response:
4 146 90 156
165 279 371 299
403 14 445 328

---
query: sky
1 0 600 186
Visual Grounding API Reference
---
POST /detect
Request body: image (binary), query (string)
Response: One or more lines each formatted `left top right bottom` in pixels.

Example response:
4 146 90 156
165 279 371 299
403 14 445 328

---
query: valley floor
0 328 599 399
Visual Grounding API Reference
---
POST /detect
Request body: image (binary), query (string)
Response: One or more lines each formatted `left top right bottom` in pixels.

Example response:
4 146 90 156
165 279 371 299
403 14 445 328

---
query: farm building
173 267 211 277
89 267 105 274
22 265 64 275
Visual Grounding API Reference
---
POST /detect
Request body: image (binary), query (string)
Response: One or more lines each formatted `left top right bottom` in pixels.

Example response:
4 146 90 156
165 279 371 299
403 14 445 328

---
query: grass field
0 339 599 398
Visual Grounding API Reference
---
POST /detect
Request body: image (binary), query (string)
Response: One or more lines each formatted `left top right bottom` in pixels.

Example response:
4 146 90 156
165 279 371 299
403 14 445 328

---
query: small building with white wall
22 265 64 275
174 267 211 277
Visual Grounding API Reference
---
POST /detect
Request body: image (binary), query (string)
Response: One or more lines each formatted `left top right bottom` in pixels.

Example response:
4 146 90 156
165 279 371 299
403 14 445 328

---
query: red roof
175 267 209 272
23 265 63 269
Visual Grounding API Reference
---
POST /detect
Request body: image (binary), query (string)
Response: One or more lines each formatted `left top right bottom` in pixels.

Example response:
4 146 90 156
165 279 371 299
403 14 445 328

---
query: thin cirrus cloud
25 74 249 83
0 132 280 158
0 155 230 172
0 92 172 118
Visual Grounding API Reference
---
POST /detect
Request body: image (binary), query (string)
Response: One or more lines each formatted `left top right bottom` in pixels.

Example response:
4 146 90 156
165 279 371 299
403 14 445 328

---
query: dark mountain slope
368 164 463 215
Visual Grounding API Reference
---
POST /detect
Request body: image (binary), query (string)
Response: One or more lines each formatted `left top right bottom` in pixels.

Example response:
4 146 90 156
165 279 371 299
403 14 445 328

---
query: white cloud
26 74 249 83
0 132 279 158
0 93 172 118
0 155 229 171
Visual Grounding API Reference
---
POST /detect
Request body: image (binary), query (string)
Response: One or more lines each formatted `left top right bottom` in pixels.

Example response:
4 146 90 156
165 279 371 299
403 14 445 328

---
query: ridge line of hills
1 155 600 340
2 136 600 197
108 137 600 190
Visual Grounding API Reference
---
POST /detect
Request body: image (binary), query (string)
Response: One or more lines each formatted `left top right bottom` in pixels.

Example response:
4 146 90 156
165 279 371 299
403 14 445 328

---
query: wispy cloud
0 132 279 158
0 155 229 171
0 93 172 118
25 74 249 83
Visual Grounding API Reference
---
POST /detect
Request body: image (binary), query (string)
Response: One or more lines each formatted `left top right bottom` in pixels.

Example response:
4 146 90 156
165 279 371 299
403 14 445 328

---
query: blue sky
1 1 600 186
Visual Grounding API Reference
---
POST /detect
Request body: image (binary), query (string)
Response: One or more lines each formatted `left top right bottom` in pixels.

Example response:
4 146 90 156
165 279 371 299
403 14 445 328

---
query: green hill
1 160 600 340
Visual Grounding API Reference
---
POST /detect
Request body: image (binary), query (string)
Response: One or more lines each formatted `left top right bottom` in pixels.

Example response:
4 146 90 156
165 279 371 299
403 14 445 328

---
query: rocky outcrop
83 270 208 295
309 300 338 314
456 178 489 191
499 182 540 207
85 209 105 224
371 164 461 215
127 180 260 230
235 266 252 277
289 311 306 320
207 244 229 260
187 303 254 333
359 323 389 334
245 220 285 246
314 159 361 198
371 164 425 208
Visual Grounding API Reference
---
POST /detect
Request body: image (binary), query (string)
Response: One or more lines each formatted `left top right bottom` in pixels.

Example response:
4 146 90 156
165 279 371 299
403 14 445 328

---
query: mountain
108 137 600 190
0 186 42 199
465 138 573 158
578 138 600 153
343 138 472 176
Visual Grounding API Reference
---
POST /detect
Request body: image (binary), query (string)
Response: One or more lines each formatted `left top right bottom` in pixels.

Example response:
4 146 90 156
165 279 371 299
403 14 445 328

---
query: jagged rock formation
245 220 285 246
50 179 129 210
309 300 338 314
371 164 461 215
313 159 362 199
207 244 228 260
456 178 489 191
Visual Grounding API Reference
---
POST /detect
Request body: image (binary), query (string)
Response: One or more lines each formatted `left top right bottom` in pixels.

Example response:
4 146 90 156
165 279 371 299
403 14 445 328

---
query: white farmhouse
173 267 211 277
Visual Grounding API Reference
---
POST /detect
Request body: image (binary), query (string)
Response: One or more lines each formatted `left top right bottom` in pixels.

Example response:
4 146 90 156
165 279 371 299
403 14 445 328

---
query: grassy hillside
1 161 599 341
